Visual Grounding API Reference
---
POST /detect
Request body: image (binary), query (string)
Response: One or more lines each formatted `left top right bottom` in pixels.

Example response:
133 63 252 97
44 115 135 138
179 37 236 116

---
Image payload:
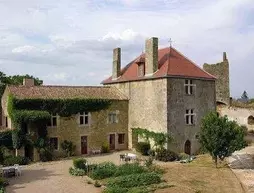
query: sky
0 0 253 98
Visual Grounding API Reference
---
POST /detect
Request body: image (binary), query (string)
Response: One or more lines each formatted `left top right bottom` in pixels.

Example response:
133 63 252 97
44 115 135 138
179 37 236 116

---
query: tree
199 112 247 167
241 90 249 102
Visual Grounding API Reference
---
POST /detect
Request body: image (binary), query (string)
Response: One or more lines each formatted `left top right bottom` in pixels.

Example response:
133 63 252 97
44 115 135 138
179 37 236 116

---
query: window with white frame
108 112 118 123
47 113 57 127
79 112 90 125
185 109 195 125
184 79 195 95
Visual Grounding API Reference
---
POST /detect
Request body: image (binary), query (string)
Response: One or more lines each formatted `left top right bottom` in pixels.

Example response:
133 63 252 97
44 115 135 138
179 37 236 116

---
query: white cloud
0 0 253 97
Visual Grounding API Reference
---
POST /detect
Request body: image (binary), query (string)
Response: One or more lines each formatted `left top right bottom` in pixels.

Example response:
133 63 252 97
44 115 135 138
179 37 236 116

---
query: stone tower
203 52 230 105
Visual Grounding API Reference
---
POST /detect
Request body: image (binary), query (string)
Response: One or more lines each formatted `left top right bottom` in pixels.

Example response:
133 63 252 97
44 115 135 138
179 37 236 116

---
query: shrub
144 156 154 167
155 149 179 162
94 180 101 187
0 187 4 193
3 155 29 166
60 140 76 157
114 163 147 177
103 186 129 193
0 178 8 187
38 148 53 162
101 142 110 153
178 153 190 160
107 172 161 188
148 165 165 174
90 162 117 180
69 167 86 176
136 142 150 155
73 158 87 170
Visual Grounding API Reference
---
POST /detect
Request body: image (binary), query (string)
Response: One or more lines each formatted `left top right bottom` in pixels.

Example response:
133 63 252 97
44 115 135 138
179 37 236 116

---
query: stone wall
203 52 230 105
167 78 216 154
217 105 254 131
112 78 168 149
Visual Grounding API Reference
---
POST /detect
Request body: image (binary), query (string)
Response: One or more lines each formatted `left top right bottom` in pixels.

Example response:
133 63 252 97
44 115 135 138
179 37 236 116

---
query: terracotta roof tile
7 85 128 100
102 47 216 84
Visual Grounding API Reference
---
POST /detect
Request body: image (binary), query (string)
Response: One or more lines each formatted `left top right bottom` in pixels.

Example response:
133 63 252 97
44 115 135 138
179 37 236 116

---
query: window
79 112 89 125
47 113 57 127
108 112 118 123
5 117 8 128
184 79 195 95
118 133 125 144
138 64 145 77
49 137 58 150
248 116 254 125
185 109 195 125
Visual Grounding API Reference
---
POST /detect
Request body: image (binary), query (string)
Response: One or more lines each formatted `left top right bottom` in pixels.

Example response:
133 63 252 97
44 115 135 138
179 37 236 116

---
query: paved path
6 151 131 193
228 146 254 193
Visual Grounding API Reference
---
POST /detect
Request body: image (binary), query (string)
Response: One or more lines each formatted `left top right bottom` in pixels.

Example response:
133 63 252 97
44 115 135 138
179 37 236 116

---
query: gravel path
5 151 132 193
228 145 254 193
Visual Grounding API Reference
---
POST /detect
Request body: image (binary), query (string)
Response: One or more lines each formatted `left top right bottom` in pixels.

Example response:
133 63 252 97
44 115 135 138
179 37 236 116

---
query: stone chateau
1 37 219 161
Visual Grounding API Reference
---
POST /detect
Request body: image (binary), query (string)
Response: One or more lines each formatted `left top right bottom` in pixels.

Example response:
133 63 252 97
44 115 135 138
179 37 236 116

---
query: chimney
112 48 121 80
145 37 158 76
23 78 35 86
223 52 227 61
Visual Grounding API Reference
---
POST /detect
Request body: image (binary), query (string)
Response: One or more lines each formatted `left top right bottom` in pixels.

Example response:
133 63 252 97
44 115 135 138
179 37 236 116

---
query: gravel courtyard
6 151 131 193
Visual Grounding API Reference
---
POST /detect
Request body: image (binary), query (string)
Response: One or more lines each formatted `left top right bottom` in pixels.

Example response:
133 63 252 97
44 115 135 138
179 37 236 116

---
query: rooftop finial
169 38 173 48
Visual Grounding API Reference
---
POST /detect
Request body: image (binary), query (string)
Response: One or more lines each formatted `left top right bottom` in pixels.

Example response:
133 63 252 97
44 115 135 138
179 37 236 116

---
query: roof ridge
9 85 111 88
170 47 217 79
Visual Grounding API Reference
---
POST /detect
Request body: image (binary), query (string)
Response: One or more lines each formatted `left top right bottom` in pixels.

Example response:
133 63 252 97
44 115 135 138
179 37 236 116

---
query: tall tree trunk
15 148 18 157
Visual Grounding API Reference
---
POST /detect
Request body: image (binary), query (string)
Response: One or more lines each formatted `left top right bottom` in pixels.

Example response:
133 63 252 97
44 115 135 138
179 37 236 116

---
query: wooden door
109 134 115 150
184 140 191 155
81 136 88 154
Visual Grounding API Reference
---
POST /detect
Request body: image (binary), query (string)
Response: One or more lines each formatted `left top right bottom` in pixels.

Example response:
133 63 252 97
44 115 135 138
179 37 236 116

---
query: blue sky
0 0 253 98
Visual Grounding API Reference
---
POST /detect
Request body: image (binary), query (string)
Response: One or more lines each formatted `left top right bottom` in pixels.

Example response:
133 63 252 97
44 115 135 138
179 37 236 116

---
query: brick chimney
145 37 158 76
223 52 227 61
112 48 121 80
23 78 35 86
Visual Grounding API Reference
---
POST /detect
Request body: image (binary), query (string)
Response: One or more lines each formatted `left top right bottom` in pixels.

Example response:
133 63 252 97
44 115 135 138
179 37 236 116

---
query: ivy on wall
132 127 173 150
7 94 112 150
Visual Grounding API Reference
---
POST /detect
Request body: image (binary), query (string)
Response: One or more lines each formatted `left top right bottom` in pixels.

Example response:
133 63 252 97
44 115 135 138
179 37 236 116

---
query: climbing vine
132 127 173 149
7 94 112 150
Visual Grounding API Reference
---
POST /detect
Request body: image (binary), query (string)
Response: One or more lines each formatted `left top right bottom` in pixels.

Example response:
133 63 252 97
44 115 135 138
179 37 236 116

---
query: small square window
49 137 58 150
108 112 118 123
118 134 125 144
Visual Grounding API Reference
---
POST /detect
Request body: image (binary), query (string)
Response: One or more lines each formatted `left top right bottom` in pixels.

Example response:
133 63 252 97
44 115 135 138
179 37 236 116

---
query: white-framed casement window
47 113 57 127
118 133 125 144
184 79 195 95
79 112 90 126
185 109 195 125
108 111 118 124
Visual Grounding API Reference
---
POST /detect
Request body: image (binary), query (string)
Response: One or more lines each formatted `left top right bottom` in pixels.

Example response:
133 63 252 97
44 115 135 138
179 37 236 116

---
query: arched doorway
184 140 191 155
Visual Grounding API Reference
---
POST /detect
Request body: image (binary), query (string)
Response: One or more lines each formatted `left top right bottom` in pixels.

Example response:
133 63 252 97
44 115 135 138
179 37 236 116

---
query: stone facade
111 77 216 154
46 100 128 157
167 78 216 153
1 87 128 160
203 52 230 105
217 105 254 131
112 78 168 149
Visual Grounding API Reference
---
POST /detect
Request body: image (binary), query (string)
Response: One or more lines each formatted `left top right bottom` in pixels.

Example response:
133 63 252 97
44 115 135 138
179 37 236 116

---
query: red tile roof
7 85 128 100
101 47 216 84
